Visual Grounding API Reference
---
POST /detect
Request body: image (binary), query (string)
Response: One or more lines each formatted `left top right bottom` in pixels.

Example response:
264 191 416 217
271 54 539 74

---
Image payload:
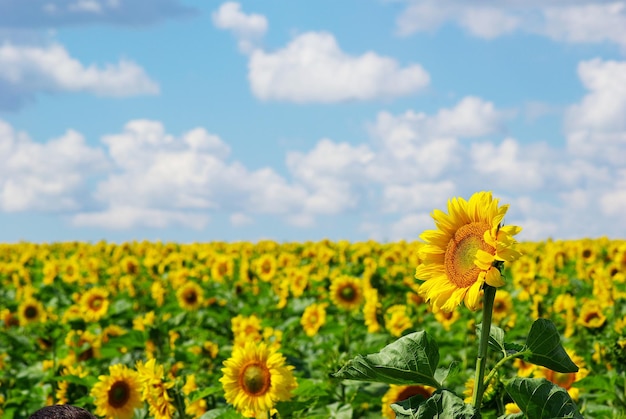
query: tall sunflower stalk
414 192 521 413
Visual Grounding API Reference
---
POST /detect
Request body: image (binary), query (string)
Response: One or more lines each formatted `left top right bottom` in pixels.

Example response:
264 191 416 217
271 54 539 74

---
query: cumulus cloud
212 2 268 53
248 31 430 103
565 58 626 165
395 0 626 49
0 0 196 28
0 42 159 110
0 119 108 212
73 120 312 229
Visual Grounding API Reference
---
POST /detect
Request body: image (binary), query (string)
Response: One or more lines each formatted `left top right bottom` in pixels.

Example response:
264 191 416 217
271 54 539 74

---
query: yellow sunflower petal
485 267 505 287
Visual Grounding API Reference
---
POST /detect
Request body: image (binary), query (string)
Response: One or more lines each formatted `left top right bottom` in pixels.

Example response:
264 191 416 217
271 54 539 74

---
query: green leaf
505 377 583 418
391 389 476 419
434 361 460 386
198 407 241 419
476 323 506 354
331 331 440 388
325 402 354 419
525 319 578 373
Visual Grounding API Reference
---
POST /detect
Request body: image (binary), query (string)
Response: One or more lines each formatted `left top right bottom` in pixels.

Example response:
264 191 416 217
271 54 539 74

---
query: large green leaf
525 319 578 373
331 331 440 388
505 377 583 418
391 389 477 419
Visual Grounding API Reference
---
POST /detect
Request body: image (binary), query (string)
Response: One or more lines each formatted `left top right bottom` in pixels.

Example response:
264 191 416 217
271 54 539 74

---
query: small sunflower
415 191 521 312
18 297 46 326
534 349 588 400
329 275 363 311
300 303 327 337
91 364 143 419
381 384 434 418
136 358 176 419
220 340 297 418
578 300 606 329
211 254 234 282
384 305 413 337
363 288 382 333
176 281 204 311
79 287 110 322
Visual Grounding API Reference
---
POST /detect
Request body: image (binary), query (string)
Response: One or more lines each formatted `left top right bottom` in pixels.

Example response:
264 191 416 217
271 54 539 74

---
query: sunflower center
396 385 432 402
240 362 271 396
184 291 198 304
108 380 131 408
340 285 358 302
583 311 603 326
90 297 103 310
24 305 39 319
445 222 494 288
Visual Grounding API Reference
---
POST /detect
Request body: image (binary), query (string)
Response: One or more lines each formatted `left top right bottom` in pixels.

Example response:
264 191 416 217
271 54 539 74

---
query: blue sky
1 0 625 243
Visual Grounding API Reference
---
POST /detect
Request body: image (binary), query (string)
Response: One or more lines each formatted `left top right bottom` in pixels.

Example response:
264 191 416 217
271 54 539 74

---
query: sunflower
363 288 382 333
381 384 434 418
79 287 110 322
18 297 46 326
176 281 204 311
300 303 327 337
254 254 277 282
415 191 521 312
220 340 297 418
232 314 263 347
534 349 588 400
91 364 143 419
385 305 413 337
577 300 606 329
136 358 176 419
329 275 363 311
211 254 234 282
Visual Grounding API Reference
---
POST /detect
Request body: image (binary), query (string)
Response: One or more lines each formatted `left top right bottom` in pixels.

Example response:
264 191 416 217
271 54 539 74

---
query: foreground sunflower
91 364 143 419
220 340 297 418
415 191 521 312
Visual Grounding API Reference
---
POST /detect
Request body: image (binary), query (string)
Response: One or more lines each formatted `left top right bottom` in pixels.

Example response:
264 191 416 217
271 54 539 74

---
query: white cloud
0 42 159 109
542 2 626 48
395 1 626 49
72 207 209 230
75 120 315 229
382 181 456 213
212 2 268 53
230 212 253 227
0 119 108 212
565 58 626 165
600 169 626 217
248 31 430 103
470 138 544 190
68 0 102 13
389 214 433 241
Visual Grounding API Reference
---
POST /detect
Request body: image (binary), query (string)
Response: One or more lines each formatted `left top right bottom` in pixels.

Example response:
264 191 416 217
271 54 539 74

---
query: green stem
483 350 531 389
472 285 496 411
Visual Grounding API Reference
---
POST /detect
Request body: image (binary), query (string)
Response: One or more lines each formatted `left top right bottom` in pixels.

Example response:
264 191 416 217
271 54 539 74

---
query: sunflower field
1 236 626 418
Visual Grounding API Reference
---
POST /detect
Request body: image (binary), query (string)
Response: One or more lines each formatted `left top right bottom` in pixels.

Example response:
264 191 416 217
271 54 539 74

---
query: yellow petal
485 267 505 287
464 278 484 311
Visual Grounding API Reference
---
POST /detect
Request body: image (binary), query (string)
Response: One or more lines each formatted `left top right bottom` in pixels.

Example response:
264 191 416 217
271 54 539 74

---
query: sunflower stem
472 284 496 412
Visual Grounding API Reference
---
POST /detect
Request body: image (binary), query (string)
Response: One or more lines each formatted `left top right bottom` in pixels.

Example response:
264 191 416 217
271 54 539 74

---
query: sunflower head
91 364 143 419
220 341 297 418
415 191 521 312
329 275 363 311
176 281 204 311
